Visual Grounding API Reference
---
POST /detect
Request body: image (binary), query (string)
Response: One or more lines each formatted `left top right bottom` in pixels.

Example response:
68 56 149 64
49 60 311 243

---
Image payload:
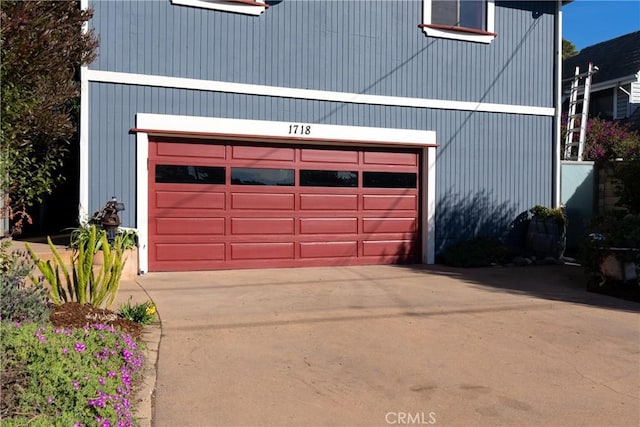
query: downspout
553 0 563 207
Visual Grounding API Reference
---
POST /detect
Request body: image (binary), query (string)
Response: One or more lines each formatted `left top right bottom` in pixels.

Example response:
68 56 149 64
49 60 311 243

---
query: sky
563 0 640 51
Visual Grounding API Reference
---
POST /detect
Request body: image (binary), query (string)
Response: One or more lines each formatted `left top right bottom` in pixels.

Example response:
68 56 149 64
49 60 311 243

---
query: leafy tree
562 38 578 59
1 1 98 235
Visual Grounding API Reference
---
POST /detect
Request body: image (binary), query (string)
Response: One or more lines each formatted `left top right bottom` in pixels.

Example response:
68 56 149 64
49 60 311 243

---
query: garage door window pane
156 165 225 184
363 172 417 188
231 167 294 186
300 170 358 187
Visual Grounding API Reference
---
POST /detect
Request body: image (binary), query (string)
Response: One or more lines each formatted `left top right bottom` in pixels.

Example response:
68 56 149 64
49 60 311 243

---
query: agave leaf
75 237 86 304
25 242 62 305
104 248 124 308
47 237 72 299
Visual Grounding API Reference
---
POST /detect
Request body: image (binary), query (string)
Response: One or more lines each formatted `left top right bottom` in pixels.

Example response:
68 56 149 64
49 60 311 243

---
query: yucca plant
26 225 127 308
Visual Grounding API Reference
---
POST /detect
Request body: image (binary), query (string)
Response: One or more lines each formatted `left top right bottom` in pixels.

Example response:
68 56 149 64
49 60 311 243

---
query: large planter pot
120 247 139 280
526 217 566 259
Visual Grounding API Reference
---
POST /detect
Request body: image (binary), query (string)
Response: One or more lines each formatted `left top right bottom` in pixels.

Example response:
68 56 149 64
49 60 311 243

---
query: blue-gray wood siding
89 0 556 108
616 84 629 119
87 0 557 253
88 83 552 252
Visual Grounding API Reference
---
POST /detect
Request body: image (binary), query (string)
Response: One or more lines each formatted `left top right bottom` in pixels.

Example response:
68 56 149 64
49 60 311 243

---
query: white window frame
421 0 496 44
171 0 267 16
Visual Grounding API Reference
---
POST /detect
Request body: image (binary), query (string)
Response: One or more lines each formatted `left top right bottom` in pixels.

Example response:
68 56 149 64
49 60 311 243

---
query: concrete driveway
135 265 640 427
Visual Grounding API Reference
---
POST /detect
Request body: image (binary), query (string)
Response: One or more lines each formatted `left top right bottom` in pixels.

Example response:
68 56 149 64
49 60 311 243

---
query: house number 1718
288 124 311 135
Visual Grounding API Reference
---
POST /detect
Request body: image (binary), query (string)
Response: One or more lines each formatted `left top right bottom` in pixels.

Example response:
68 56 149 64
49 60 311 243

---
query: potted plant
526 205 567 259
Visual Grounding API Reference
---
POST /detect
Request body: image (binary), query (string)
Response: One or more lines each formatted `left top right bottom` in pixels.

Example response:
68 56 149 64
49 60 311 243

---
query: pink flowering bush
0 322 144 426
583 118 640 161
562 116 640 161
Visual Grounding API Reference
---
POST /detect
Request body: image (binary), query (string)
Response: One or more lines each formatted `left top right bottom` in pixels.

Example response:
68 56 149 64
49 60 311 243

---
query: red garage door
148 137 421 271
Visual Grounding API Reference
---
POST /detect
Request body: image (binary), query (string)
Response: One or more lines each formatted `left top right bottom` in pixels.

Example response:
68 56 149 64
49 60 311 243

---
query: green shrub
114 229 138 251
0 242 51 323
70 224 138 251
0 321 144 426
118 299 156 325
26 225 126 309
529 205 567 229
439 237 514 267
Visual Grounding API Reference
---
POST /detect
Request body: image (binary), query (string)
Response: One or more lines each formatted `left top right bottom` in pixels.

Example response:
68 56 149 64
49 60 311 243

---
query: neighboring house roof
563 30 640 86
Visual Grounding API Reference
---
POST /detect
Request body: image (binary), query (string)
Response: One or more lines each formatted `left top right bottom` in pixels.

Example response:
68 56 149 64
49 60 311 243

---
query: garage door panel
363 218 417 233
156 191 225 209
231 218 294 235
299 218 358 234
230 242 295 260
149 209 223 218
231 193 295 210
300 194 358 210
300 241 358 258
156 142 225 159
363 151 417 166
362 240 415 257
300 149 358 164
232 145 294 162
363 194 417 211
156 243 225 261
156 218 225 235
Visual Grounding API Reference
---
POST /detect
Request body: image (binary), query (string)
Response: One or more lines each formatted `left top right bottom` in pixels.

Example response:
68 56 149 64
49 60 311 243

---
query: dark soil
50 302 143 340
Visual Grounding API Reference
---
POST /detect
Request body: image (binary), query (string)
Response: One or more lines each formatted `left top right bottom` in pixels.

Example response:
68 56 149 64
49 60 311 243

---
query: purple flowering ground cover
0 321 145 426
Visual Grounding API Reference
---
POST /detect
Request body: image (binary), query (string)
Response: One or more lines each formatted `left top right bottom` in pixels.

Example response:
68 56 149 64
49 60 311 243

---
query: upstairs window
171 0 268 16
420 0 496 44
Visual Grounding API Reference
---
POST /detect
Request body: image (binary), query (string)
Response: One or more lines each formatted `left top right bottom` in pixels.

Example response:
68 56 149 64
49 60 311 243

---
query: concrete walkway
131 264 639 427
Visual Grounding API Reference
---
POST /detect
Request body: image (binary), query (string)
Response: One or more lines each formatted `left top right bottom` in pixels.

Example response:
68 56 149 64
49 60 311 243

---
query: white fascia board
578 74 639 94
136 114 437 147
87 69 555 117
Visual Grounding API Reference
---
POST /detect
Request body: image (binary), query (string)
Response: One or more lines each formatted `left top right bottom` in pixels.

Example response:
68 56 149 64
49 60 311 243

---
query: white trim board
79 0 90 222
135 114 438 272
79 66 90 222
136 114 437 147
424 146 437 265
86 69 555 117
553 3 561 208
135 132 149 274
